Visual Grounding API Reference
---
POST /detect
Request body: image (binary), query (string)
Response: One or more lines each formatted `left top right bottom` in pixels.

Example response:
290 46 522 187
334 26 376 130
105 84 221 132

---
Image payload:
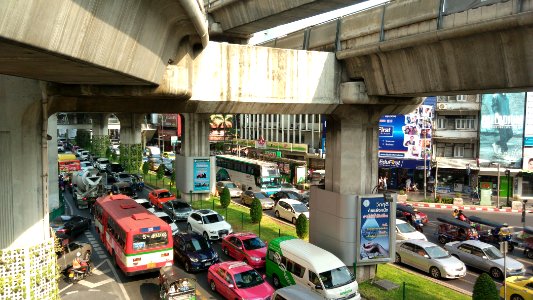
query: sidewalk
391 190 533 213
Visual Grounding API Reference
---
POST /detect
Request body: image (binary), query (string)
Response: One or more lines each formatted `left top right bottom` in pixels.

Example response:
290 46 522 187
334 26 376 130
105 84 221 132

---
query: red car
207 261 274 300
400 205 429 224
148 189 176 209
221 233 267 268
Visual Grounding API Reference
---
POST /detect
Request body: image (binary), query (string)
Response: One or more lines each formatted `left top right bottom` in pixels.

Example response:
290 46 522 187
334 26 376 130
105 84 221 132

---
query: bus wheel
272 274 281 288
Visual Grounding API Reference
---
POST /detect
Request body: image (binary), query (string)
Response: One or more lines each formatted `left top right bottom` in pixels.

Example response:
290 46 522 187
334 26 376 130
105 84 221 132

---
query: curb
402 201 533 213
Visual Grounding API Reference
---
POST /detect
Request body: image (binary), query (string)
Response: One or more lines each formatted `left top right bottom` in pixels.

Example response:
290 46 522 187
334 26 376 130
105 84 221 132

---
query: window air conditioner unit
437 103 447 109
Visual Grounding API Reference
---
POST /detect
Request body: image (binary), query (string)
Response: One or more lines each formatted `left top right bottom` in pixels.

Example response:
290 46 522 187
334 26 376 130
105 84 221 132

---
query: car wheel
429 267 441 279
185 262 191 273
490 267 503 279
275 210 280 218
437 235 448 244
395 254 401 264
210 280 216 292
203 232 210 241
187 223 192 233
292 217 297 224
223 247 229 256
527 250 533 259
272 274 281 288
511 295 524 300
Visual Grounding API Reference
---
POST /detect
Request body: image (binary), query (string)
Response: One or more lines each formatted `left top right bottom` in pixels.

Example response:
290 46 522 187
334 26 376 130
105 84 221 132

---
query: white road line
105 258 131 300
77 278 115 289
59 283 73 294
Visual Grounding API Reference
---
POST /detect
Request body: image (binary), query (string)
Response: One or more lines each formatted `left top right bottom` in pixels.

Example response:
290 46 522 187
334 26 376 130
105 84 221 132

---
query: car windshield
234 269 264 289
203 214 223 224
159 192 172 198
242 237 266 250
159 215 174 224
254 193 268 199
225 183 237 188
319 266 355 289
425 246 450 259
168 201 191 211
292 203 308 213
397 223 416 233
484 246 504 260
260 177 281 188
286 192 300 200
187 238 211 252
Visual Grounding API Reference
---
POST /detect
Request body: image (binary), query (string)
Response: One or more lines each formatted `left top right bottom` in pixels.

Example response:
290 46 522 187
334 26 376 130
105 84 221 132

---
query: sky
248 0 389 45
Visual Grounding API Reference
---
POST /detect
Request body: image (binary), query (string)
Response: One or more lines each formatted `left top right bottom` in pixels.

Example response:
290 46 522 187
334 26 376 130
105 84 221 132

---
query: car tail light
161 252 170 257
133 257 141 262
57 229 66 234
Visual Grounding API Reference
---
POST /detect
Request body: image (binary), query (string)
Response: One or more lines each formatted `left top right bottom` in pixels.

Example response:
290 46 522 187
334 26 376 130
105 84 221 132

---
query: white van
272 285 325 300
396 219 427 241
266 236 360 300
145 146 161 158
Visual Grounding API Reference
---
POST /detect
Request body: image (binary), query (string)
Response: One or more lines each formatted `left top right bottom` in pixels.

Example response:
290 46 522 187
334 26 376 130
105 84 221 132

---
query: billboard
480 93 525 168
193 159 210 191
378 97 435 164
357 195 395 265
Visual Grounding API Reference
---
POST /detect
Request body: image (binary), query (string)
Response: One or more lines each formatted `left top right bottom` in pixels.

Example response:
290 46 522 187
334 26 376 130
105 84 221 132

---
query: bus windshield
260 177 280 188
132 231 169 251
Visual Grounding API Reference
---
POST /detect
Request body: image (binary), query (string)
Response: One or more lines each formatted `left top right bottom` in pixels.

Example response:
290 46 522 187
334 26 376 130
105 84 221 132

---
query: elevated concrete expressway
0 0 208 85
204 0 364 43
261 0 533 96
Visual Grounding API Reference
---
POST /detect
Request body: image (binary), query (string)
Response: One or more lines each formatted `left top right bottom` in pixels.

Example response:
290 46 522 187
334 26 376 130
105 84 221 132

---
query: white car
274 198 309 224
216 181 242 198
95 158 110 171
187 209 233 241
396 219 427 241
79 150 90 160
153 211 179 235
396 240 466 279
134 198 155 213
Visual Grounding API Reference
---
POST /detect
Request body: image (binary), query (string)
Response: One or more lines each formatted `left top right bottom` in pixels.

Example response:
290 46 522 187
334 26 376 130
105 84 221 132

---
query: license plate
147 262 156 269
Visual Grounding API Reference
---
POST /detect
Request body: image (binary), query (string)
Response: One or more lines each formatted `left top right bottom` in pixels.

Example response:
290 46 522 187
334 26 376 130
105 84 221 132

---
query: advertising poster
480 93 525 168
523 148 533 171
525 93 533 147
358 196 391 264
378 97 435 163
193 159 210 191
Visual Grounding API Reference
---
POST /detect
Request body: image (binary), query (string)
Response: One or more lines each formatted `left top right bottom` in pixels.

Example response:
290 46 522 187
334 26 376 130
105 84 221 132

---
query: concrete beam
0 0 206 85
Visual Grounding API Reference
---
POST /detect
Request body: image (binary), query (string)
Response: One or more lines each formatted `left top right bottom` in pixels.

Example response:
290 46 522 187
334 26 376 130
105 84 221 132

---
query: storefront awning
435 158 478 170
478 168 521 177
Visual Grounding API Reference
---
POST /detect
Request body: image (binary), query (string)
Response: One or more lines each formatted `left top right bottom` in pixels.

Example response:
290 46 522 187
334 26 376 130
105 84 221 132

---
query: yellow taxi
162 151 175 160
500 276 533 300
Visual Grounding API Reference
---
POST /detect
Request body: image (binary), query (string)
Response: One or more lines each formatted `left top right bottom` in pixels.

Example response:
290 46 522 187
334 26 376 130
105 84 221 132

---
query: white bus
215 155 281 195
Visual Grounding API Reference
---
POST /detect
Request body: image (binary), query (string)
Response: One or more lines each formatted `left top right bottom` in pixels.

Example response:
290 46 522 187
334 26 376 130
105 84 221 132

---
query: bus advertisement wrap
357 195 394 265
479 92 525 168
193 159 210 191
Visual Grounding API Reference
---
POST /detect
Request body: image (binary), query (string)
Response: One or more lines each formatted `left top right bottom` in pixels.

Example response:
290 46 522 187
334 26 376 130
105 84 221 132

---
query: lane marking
59 283 73 294
77 278 115 289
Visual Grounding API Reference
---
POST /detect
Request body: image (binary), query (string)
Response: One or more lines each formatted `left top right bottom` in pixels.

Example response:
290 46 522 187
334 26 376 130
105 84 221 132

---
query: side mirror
424 254 430 259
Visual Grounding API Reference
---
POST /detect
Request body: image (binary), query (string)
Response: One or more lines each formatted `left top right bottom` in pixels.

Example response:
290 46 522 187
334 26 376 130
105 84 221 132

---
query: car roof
274 285 324 300
400 239 437 248
218 261 251 274
279 198 304 205
134 198 149 204
175 232 203 241
229 232 257 240
195 209 217 215
459 240 493 248
154 189 170 193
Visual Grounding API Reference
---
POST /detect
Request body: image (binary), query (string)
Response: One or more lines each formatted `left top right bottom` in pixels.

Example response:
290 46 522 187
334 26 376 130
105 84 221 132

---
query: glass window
454 145 464 157
309 271 321 287
400 243 415 252
233 269 264 288
132 231 168 251
242 237 266 250
319 266 355 290
458 245 472 254
483 246 503 260
436 117 447 129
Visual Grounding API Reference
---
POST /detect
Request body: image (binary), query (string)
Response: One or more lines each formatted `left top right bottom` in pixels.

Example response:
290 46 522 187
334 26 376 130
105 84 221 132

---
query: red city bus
93 194 173 276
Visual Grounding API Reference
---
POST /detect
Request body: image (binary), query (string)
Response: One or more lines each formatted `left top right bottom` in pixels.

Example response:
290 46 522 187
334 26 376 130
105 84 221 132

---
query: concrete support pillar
116 113 143 144
48 114 59 210
0 75 58 299
176 113 215 199
91 113 109 136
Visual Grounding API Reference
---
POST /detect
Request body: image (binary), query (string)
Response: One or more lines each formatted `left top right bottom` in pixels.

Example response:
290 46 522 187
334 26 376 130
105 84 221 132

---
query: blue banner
378 158 429 169
378 97 435 163
193 159 210 191
359 196 391 263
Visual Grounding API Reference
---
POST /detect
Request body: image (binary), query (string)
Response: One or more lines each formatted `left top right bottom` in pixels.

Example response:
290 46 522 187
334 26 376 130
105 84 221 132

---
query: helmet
413 208 418 212
503 223 508 227
76 252 81 257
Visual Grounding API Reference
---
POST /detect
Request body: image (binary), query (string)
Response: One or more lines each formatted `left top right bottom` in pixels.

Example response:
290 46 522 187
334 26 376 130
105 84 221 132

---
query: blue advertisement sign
378 158 430 170
480 93 525 168
378 97 435 162
193 159 210 191
358 196 391 264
